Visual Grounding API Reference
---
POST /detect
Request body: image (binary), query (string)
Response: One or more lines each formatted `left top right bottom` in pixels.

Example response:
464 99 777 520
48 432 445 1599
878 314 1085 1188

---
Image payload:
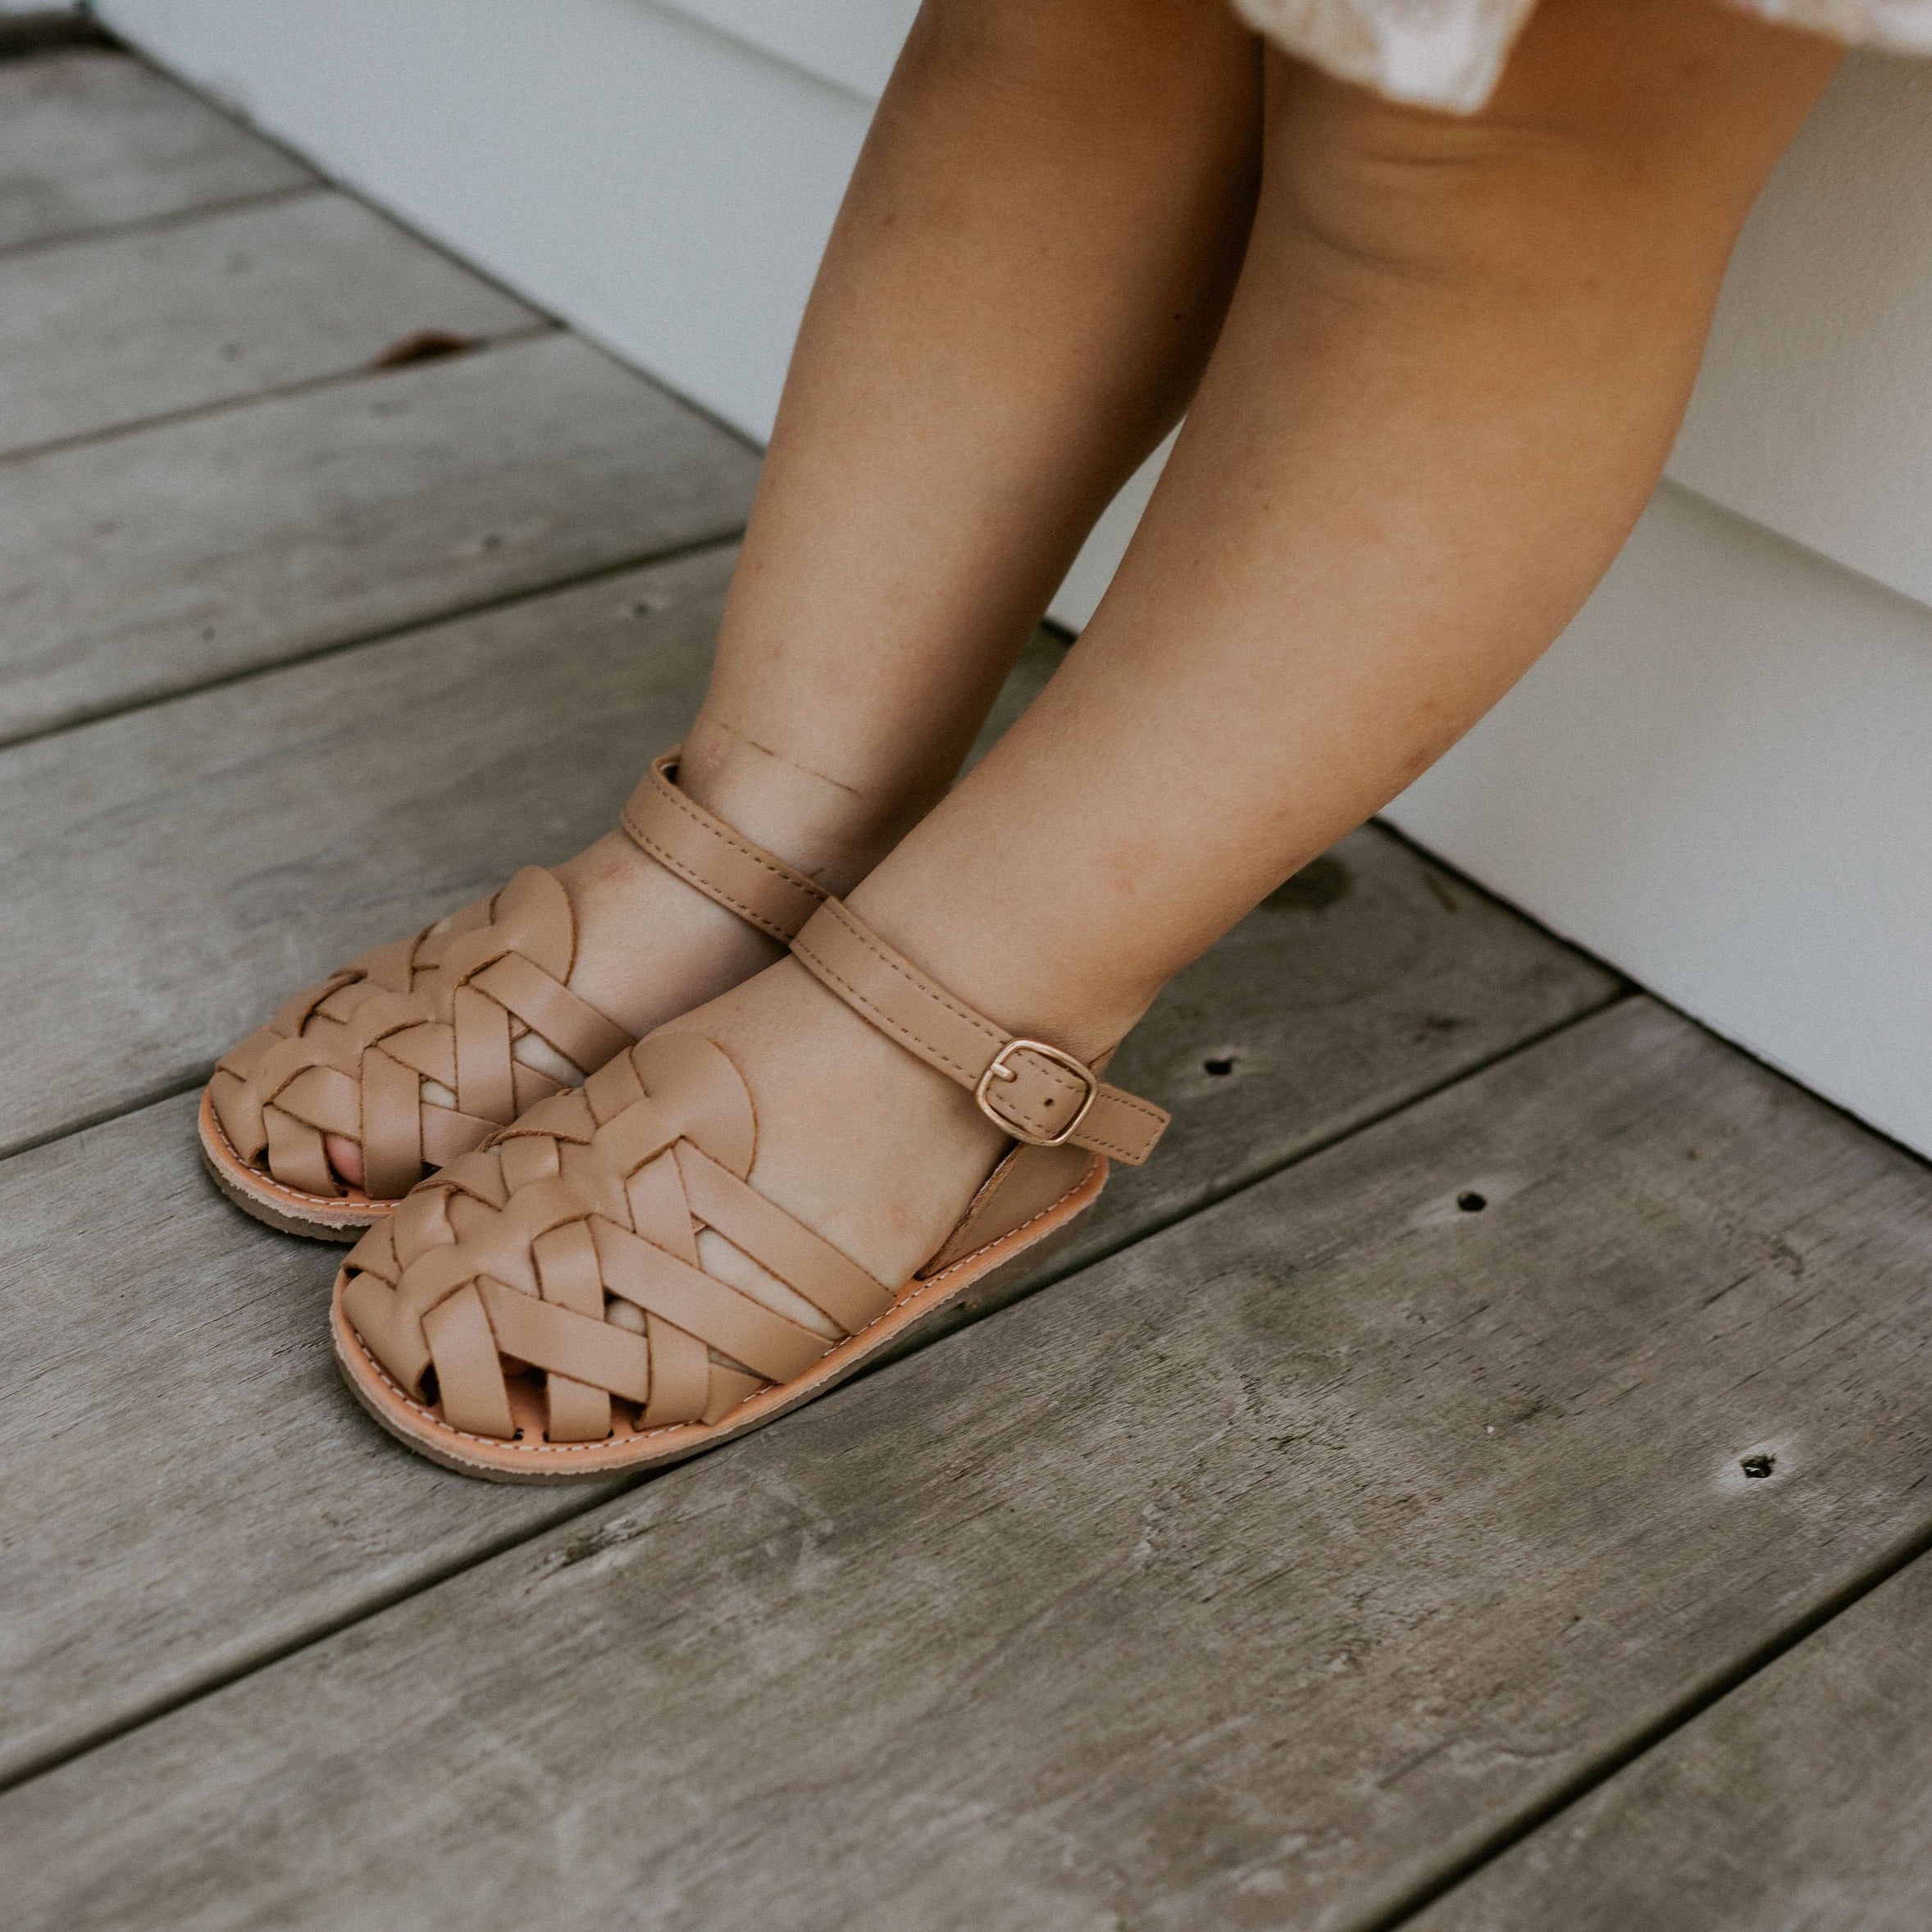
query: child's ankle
677 717 936 894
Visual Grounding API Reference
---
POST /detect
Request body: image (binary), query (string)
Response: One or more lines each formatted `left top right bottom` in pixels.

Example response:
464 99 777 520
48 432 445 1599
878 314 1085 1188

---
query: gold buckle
974 1039 1100 1148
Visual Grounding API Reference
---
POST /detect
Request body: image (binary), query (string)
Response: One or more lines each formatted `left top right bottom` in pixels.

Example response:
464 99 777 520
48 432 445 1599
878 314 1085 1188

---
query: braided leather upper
339 1032 894 1443
331 895 1164 1466
207 754 832 1213
210 867 634 1202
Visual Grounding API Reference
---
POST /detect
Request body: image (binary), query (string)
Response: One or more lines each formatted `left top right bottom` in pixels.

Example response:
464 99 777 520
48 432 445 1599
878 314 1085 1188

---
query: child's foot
661 955 1015 1297
201 753 874 1237
330 895 1167 1477
321 832 777 1189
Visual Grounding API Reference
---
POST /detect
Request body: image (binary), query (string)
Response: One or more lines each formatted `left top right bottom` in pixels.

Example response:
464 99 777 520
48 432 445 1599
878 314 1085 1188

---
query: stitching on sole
337 1162 1100 1466
201 1091 381 1224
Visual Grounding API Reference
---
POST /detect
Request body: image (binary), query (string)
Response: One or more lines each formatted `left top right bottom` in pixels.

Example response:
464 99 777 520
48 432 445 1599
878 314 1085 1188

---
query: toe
326 1133 367 1189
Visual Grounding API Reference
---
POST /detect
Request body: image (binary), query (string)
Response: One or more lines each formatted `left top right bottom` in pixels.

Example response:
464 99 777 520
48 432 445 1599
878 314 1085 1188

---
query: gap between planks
0 986 1625 1803
0 47 317 255
0 528 747 764
0 14 113 62
0 330 763 745
0 1479 622 1802
1376 1489 1932 1932
0 175 319 271
0 315 557 472
870 982 1633 1371
0 1069 204 1170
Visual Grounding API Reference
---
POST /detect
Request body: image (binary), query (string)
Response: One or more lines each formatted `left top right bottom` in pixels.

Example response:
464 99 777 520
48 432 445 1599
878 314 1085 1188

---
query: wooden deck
5 39 1931 1932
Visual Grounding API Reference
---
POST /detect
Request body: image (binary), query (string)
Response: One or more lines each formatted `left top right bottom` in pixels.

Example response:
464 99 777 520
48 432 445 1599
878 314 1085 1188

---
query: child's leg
851 0 1843 1055
677 0 1843 1288
676 0 1264 874
325 0 1260 1184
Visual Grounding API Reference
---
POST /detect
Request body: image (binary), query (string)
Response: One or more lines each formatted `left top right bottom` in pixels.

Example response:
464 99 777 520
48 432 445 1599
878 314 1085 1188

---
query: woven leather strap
212 867 631 1201
212 754 828 1204
620 753 827 942
789 898 1169 1166
340 1032 894 1443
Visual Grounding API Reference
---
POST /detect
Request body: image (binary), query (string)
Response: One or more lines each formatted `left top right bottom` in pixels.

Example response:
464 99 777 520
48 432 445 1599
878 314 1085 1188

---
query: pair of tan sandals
201 754 1169 1481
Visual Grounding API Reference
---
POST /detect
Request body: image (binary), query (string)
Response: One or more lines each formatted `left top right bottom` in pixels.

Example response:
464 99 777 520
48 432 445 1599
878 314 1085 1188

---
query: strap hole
1203 1056 1235 1077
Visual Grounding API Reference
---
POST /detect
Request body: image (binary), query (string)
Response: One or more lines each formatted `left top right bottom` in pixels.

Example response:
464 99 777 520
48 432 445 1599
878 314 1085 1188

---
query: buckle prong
974 1039 1100 1148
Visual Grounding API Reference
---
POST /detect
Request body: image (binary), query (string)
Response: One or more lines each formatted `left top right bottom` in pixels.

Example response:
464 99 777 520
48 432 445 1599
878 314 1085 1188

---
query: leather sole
198 1086 390 1242
330 1152 1107 1482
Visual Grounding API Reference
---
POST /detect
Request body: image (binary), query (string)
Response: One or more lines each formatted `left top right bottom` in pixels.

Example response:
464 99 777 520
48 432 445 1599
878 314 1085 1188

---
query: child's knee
1260 77 1612 294
1258 0 1836 291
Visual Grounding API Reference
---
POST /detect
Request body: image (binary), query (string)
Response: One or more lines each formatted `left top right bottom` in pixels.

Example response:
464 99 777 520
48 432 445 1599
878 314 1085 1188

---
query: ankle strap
790 898 1169 1166
620 753 828 944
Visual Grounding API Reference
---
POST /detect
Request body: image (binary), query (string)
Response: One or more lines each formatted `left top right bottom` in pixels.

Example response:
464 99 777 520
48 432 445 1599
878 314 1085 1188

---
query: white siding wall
90 0 873 441
1384 484 1932 1154
657 0 916 98
94 0 1932 1154
1669 57 1932 608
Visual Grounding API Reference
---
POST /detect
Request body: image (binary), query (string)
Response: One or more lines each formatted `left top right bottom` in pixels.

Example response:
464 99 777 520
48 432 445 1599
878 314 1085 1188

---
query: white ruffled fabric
1230 0 1932 112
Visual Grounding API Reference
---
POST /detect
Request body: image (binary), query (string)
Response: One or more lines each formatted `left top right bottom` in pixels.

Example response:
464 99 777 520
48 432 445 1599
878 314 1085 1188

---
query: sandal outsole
330 1153 1105 1483
198 1085 390 1242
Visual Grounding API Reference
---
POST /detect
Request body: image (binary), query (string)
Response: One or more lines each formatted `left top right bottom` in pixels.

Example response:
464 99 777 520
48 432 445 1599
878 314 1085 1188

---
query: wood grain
0 49 311 253
0 544 1611 1161
0 189 540 454
9 1002 1932 1930
0 548 737 1155
1410 1524 1932 1930
0 548 1610 1786
0 1090 621 1788
1026 832 1616 1292
0 330 759 743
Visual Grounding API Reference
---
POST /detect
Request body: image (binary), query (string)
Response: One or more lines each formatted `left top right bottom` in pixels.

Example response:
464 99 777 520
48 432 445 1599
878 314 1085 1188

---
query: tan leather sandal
200 755 828 1241
330 896 1170 1480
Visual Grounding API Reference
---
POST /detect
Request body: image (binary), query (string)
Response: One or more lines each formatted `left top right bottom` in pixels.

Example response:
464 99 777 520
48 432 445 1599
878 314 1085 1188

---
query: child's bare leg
675 0 1263 868
327 0 1260 1182
671 0 1842 1292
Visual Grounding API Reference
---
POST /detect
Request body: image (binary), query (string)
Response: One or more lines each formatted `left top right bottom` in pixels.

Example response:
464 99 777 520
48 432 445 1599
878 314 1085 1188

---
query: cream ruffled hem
1230 0 1932 113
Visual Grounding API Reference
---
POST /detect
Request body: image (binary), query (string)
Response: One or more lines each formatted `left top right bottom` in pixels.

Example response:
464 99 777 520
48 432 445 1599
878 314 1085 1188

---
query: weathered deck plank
0 554 1613 1788
0 1091 613 1789
0 546 731 1154
0 544 1612 1161
0 330 759 744
1047 832 1606 1284
0 49 310 253
1410 1534 1932 1930
9 1002 1932 1930
0 189 540 454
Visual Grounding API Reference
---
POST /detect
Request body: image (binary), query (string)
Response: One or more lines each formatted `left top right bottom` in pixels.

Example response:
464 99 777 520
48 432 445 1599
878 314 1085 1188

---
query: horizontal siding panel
649 0 914 102
1385 480 1932 1157
1666 54 1932 615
